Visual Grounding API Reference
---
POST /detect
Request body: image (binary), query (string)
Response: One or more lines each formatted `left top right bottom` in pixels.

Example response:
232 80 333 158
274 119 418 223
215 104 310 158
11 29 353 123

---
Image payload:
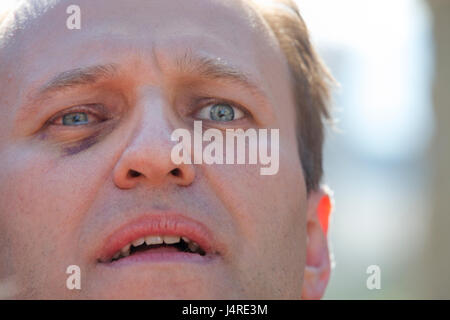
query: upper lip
97 213 221 263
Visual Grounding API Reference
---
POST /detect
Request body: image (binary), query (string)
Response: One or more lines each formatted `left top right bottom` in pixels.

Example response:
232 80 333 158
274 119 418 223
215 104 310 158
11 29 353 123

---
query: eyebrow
33 53 264 97
15 63 120 124
175 51 267 98
20 52 268 121
36 63 119 97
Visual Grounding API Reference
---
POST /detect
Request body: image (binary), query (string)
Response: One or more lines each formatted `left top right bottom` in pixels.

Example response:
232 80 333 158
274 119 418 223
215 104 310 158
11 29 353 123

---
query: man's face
0 0 323 298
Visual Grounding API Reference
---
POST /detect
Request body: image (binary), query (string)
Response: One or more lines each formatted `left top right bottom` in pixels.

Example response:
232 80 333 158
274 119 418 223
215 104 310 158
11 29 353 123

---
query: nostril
170 168 181 177
128 170 141 178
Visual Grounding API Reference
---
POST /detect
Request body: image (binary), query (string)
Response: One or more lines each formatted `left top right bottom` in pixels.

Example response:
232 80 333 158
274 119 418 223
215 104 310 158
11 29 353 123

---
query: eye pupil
210 104 234 122
62 112 89 126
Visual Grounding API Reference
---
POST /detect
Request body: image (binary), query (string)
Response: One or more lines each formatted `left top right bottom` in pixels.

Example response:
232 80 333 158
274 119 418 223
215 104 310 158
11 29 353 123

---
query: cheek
0 142 107 292
200 135 307 297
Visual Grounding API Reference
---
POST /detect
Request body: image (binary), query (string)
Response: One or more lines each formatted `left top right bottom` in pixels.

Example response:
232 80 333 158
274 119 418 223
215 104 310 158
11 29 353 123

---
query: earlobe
301 187 333 299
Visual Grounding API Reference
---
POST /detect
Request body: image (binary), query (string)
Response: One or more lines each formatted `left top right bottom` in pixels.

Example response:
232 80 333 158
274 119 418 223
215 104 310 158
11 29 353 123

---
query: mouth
108 235 207 263
97 214 220 265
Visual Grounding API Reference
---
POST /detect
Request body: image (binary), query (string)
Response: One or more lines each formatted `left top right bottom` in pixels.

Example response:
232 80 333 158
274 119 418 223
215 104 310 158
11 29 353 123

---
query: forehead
0 0 296 136
0 0 296 125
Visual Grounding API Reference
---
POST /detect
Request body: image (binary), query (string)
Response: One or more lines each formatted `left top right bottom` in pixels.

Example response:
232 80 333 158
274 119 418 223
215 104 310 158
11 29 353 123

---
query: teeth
188 241 199 252
163 235 180 244
120 243 130 257
121 243 130 253
145 235 163 245
111 235 203 262
132 237 145 247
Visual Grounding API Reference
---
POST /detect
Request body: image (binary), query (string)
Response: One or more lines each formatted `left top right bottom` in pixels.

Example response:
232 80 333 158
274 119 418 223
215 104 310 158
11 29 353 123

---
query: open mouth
107 235 207 263
97 214 221 265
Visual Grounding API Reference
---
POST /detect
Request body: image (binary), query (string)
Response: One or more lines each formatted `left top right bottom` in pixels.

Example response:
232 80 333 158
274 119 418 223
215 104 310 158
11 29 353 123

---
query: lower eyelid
52 128 96 139
42 121 115 149
44 120 109 142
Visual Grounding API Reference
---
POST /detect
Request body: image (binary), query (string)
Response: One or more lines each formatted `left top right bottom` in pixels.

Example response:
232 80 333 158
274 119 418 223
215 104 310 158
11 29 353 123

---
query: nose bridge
115 85 179 184
113 81 196 189
131 85 174 150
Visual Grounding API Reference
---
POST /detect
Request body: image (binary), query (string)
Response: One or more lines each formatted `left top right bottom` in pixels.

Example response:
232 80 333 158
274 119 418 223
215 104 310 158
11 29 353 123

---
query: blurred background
1 0 448 299
296 0 449 299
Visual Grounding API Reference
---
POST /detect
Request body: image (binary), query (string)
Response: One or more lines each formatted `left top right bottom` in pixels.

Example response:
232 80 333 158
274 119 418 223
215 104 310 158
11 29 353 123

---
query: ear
301 186 333 299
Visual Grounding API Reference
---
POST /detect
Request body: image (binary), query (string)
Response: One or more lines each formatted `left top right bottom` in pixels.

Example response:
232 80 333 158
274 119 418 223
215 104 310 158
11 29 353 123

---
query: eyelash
47 104 107 127
192 99 249 121
45 98 250 129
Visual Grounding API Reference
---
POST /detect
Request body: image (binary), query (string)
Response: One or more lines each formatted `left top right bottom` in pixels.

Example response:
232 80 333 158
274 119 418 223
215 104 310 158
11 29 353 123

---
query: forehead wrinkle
6 0 282 123
174 49 269 100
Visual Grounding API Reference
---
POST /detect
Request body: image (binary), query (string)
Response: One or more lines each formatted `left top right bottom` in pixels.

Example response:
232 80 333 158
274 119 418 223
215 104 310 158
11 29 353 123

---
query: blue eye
210 104 234 121
62 112 90 126
196 103 245 122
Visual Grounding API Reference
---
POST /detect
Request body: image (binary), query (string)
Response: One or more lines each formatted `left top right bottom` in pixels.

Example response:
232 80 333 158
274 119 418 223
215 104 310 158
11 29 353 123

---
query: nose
113 89 195 189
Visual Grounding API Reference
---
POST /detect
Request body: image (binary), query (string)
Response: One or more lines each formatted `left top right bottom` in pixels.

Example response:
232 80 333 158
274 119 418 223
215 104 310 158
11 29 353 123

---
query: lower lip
102 247 217 267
